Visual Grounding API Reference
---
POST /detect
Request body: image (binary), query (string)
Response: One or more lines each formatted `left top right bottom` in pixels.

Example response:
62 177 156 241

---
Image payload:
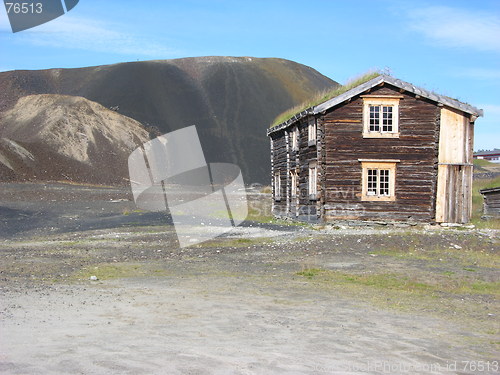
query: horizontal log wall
270 131 287 216
270 119 319 220
483 191 500 217
321 85 440 222
296 118 319 221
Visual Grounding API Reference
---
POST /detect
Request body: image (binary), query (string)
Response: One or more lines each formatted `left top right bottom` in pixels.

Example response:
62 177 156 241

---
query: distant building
267 74 483 224
474 149 500 163
480 187 500 218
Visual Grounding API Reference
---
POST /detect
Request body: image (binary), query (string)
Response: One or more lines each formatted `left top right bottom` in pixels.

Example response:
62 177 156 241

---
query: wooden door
442 165 472 223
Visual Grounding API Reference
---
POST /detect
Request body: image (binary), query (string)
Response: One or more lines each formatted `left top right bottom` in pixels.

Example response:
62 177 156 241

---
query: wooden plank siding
435 107 474 223
271 120 321 221
268 75 481 224
270 131 287 217
321 85 440 222
480 188 500 218
297 119 320 221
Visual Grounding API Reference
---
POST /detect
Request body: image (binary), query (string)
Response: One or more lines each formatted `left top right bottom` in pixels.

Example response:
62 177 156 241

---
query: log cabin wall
481 189 500 218
321 85 440 222
270 131 287 216
296 118 320 221
270 120 320 221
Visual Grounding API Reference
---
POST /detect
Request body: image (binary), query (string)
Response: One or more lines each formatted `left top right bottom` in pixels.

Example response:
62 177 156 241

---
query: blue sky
1 0 499 150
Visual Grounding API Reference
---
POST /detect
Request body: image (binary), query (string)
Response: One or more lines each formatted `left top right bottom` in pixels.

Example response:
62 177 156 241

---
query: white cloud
1 11 179 58
408 6 500 53
456 68 500 80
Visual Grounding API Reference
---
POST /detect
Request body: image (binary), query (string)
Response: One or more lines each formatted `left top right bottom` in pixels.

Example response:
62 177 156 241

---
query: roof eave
267 74 483 136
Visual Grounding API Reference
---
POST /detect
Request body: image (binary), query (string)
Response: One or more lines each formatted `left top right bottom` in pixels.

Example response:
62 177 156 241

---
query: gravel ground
0 183 499 374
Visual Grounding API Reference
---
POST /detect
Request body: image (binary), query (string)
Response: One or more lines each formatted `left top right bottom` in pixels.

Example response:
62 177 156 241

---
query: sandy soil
0 183 498 374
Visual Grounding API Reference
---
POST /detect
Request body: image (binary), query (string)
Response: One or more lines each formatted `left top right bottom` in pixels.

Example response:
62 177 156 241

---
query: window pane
382 106 393 132
309 166 317 195
367 169 377 195
308 121 316 141
369 105 380 132
379 169 390 196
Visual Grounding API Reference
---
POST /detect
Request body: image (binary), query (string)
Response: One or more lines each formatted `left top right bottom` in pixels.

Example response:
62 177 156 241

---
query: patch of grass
296 268 323 279
373 235 499 269
260 186 272 194
295 268 500 297
71 263 168 281
469 281 500 295
270 71 381 128
474 158 496 168
122 208 144 216
297 269 432 292
246 208 310 227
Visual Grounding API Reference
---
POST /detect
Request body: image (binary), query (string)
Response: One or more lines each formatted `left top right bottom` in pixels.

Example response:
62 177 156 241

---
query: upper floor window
308 117 316 145
291 126 299 151
362 96 401 138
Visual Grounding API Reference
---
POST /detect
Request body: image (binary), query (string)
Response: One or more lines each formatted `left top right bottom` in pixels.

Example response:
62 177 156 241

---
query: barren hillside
0 57 338 183
0 94 150 185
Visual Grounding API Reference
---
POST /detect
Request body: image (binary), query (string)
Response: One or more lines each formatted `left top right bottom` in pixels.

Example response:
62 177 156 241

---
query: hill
0 94 150 185
0 57 338 183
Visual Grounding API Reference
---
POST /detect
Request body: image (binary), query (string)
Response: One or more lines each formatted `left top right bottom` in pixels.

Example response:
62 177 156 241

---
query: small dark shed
480 187 500 219
267 74 484 224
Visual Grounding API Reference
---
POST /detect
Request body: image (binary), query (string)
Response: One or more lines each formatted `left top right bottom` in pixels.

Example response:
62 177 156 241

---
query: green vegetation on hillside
473 158 495 168
270 71 381 128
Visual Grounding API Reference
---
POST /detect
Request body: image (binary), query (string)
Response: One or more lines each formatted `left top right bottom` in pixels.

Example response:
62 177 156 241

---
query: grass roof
269 71 381 128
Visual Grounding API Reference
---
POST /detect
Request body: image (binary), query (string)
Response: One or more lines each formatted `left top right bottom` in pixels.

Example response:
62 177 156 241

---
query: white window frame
359 160 399 201
274 171 281 200
362 96 401 138
307 117 316 145
308 162 317 198
291 126 299 151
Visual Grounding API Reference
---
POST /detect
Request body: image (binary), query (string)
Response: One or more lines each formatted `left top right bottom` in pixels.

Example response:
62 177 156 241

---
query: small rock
89 276 98 281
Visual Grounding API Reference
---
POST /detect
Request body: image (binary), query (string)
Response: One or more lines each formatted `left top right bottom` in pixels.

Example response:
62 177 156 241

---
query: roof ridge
268 75 483 135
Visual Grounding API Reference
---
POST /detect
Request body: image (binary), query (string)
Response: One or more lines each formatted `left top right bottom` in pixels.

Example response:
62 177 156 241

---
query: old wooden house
267 74 483 224
480 187 500 219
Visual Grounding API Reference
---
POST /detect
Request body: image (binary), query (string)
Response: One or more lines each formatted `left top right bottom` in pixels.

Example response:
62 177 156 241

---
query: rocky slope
0 94 150 185
0 57 338 183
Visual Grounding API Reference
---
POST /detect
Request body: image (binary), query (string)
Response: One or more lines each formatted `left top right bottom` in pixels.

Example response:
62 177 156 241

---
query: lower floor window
274 171 281 200
367 169 390 196
290 170 298 197
360 160 398 201
308 162 317 197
